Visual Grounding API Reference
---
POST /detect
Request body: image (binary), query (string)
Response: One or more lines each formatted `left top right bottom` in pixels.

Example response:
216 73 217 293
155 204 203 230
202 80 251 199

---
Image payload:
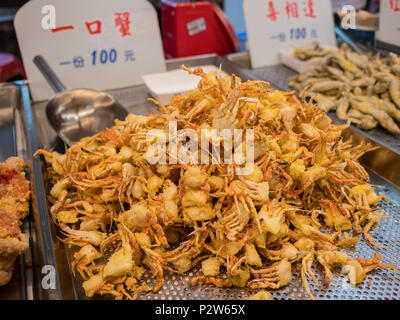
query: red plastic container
0 53 26 83
161 1 239 59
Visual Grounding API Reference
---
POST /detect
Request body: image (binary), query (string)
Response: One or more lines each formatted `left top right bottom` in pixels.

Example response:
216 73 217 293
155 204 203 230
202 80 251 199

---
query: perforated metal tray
30 54 400 300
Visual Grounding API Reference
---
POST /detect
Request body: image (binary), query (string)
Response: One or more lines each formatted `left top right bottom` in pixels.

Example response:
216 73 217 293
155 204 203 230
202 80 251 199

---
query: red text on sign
85 20 102 35
303 0 317 18
390 0 400 12
266 1 280 21
285 1 299 19
115 12 132 37
51 25 75 33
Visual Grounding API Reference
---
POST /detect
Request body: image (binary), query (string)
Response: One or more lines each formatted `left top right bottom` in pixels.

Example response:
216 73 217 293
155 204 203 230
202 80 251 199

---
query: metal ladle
33 55 128 146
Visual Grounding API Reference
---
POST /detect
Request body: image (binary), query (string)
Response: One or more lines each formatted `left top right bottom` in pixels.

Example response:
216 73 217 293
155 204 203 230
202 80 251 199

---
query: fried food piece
292 41 332 61
248 290 272 300
201 257 221 276
336 97 350 121
0 157 30 286
344 260 366 285
248 259 292 290
349 96 400 134
347 109 378 130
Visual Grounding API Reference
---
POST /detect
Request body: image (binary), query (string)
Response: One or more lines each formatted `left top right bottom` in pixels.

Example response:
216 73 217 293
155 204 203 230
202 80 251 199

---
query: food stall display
0 0 399 302
37 66 395 300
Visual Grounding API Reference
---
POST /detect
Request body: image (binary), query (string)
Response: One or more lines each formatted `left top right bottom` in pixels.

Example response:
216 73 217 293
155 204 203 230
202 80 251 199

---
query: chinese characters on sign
285 1 299 19
59 49 136 69
85 20 102 35
266 0 316 21
51 11 132 37
267 1 318 44
51 25 74 32
303 0 317 18
51 12 135 69
270 27 318 42
244 0 336 67
390 0 400 12
115 12 132 37
266 1 279 21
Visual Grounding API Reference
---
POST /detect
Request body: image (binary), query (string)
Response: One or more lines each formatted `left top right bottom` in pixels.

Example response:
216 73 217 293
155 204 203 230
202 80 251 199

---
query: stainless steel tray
30 54 400 300
0 82 63 300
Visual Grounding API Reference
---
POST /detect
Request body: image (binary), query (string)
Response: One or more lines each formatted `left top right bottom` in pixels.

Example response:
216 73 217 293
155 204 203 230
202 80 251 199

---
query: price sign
14 0 166 102
377 0 400 46
243 0 336 68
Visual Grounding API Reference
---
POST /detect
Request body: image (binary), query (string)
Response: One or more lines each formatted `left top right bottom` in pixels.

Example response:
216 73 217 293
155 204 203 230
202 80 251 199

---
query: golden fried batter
38 68 394 300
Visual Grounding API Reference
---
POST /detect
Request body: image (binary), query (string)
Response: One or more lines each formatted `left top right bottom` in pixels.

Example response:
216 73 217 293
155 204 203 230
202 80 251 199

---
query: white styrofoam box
279 45 337 73
142 65 228 105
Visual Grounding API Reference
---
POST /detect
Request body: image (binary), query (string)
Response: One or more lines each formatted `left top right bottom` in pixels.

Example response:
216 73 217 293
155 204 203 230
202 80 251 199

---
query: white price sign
378 0 400 46
14 0 166 102
243 0 336 68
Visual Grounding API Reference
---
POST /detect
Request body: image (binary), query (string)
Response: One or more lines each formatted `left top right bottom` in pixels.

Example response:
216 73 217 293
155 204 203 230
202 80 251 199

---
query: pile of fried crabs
37 66 395 300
